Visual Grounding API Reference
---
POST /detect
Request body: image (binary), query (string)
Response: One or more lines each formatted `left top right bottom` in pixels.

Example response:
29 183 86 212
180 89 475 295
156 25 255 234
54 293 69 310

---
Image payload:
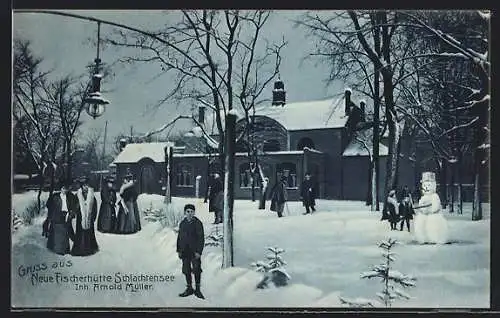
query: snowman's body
414 174 449 244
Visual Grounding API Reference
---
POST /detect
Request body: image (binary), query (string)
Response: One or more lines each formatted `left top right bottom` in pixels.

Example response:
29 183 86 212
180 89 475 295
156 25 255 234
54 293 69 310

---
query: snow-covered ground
11 191 490 308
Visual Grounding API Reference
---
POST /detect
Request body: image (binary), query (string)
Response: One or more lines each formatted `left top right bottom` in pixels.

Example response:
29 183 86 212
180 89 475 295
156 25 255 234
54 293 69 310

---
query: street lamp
83 21 110 119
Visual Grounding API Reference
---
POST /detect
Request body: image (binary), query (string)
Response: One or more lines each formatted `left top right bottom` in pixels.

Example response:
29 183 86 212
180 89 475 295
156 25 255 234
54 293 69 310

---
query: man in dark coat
207 173 223 224
97 175 117 233
300 172 317 214
177 204 205 299
269 175 288 218
43 180 76 255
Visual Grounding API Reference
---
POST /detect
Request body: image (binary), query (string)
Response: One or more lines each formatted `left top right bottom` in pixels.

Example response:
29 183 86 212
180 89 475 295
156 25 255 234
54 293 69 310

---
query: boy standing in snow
177 204 205 299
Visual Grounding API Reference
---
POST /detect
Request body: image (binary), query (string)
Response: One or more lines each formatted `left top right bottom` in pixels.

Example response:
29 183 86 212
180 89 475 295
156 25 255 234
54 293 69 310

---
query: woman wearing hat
43 180 77 255
115 173 141 234
71 176 99 256
97 175 117 233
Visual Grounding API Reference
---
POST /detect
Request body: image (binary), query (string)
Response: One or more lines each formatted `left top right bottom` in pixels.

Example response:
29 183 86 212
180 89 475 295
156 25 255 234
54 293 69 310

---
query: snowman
413 172 449 244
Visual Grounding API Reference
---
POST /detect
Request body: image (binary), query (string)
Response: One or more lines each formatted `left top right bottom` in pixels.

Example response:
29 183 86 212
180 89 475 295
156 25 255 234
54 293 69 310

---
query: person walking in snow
269 175 288 218
300 172 316 214
207 173 223 224
177 204 205 299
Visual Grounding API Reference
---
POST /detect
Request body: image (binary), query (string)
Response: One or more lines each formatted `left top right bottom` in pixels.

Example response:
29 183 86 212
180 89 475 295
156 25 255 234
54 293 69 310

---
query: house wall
171 156 209 198
342 156 388 202
289 128 344 199
235 153 305 201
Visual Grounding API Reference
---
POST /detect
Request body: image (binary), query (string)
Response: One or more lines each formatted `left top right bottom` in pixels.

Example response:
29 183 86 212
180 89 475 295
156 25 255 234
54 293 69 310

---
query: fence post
196 175 202 198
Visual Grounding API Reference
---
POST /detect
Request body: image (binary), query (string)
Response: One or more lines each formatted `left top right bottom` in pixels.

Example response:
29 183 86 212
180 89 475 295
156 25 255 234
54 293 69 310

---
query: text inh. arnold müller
30 272 175 289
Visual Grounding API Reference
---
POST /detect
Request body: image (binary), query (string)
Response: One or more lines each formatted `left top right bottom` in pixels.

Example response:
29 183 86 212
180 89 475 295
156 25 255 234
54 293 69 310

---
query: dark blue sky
13 10 344 148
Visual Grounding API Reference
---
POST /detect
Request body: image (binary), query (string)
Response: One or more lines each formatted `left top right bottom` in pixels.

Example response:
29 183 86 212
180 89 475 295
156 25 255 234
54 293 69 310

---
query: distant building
112 84 418 201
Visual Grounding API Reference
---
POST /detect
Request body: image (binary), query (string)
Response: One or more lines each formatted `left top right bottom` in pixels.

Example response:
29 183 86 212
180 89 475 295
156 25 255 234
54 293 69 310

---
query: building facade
112 89 415 202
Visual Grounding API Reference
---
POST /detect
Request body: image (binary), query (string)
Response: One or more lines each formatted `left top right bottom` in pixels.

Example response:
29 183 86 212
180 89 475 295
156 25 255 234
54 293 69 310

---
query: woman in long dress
71 176 99 256
413 172 448 244
97 176 117 233
115 174 141 234
43 181 76 255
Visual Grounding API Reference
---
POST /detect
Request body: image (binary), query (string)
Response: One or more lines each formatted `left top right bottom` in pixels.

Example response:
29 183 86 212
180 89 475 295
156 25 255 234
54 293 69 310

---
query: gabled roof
342 129 389 157
112 142 174 164
202 97 349 134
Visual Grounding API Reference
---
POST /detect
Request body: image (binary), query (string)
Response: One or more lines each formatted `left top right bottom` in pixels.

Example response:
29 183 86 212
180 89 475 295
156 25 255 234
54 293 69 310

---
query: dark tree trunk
251 159 256 202
381 76 399 213
222 113 236 268
49 163 56 196
472 152 483 221
65 141 72 184
366 160 372 206
450 161 455 213
36 162 45 215
164 146 173 204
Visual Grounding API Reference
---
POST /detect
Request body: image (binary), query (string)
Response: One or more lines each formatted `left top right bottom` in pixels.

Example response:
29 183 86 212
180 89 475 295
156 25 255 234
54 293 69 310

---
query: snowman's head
420 172 437 195
421 180 436 194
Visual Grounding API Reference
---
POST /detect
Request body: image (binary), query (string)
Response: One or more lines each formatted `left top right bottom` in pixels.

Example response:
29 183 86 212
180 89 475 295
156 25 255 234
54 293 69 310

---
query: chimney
198 106 205 123
359 100 366 121
119 138 128 151
344 89 352 116
272 77 286 106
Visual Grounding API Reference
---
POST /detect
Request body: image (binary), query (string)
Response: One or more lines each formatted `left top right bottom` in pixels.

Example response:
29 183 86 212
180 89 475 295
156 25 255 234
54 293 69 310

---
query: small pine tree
359 238 416 307
205 224 223 247
251 246 291 289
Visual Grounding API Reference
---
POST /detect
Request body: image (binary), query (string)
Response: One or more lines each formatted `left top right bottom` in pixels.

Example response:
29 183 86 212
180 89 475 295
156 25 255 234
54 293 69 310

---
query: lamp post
84 21 110 119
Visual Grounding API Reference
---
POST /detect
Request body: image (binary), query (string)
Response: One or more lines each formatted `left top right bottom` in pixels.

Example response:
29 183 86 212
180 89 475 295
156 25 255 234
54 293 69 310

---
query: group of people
383 185 416 232
383 173 449 245
269 171 317 217
42 173 141 257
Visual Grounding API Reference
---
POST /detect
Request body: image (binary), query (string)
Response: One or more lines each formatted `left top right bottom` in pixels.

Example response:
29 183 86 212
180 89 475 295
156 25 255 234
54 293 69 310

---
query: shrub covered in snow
340 238 416 308
17 198 46 225
251 246 291 289
205 224 223 247
141 201 185 230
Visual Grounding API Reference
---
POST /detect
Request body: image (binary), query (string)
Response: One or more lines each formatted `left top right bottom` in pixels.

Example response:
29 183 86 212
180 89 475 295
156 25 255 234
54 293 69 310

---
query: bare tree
104 10 283 267
298 10 489 219
42 75 90 184
13 39 60 213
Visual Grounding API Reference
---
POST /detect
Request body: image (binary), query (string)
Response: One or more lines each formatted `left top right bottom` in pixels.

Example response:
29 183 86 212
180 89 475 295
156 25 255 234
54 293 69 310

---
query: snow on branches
251 246 291 289
340 238 416 308
205 224 223 247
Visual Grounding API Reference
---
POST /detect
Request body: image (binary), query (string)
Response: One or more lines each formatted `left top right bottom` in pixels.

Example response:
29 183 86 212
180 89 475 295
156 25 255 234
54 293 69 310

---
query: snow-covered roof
255 98 348 131
172 150 315 158
113 142 174 164
343 129 389 157
202 97 348 134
